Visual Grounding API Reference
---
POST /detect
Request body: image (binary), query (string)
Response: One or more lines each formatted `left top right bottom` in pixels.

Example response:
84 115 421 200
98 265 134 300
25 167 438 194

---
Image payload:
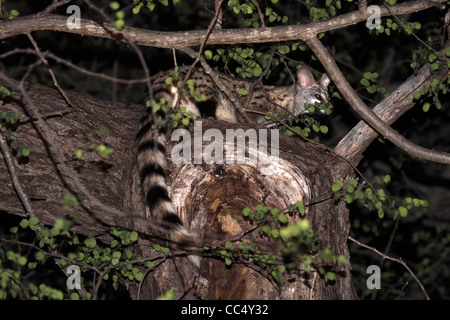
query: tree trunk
0 80 357 299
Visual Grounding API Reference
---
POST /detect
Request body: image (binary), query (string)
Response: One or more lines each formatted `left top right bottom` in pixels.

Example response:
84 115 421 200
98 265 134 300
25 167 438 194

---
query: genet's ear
320 73 331 88
296 67 316 88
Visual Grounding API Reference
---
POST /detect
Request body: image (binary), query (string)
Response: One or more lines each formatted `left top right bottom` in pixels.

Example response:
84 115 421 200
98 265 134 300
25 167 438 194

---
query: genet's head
293 67 331 115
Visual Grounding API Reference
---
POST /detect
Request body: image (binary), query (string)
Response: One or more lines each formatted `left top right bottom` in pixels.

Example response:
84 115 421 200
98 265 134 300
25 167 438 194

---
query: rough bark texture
0 80 357 299
0 80 143 239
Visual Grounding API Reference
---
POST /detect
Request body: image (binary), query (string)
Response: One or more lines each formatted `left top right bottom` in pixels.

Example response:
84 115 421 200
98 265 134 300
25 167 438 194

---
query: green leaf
430 63 439 73
204 50 213 60
18 256 27 266
135 271 143 282
345 193 354 204
160 246 170 254
331 180 344 192
242 207 253 217
64 193 80 208
252 66 262 77
130 231 138 242
298 219 310 231
363 72 373 80
19 218 29 229
0 86 12 97
157 289 175 300
110 2 120 10
182 118 190 126
238 88 248 97
346 183 355 193
95 144 114 159
114 19 125 30
17 146 30 158
35 251 45 261
398 206 408 218
325 272 336 282
428 53 437 63
360 78 370 87
296 201 306 216
53 218 72 232
84 237 97 249
277 214 289 224
74 149 84 159
277 45 290 55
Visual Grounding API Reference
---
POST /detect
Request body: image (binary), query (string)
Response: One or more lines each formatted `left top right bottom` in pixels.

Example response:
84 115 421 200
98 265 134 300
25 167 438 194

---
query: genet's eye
315 94 321 100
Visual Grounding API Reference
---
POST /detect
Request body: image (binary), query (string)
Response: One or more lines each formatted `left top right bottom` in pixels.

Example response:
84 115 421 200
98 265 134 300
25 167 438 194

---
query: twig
40 0 73 15
18 109 72 124
214 0 223 29
358 0 367 14
242 46 276 112
348 235 430 300
180 47 253 123
0 131 36 217
251 0 266 28
83 0 153 100
383 3 439 55
0 237 101 273
26 33 73 108
175 0 225 110
0 48 150 85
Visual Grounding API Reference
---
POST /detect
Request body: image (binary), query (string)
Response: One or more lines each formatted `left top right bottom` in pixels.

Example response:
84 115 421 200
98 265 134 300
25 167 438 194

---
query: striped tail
136 109 200 267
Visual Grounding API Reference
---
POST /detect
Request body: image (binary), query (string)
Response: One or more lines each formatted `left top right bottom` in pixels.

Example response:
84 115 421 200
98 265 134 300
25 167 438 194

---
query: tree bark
0 79 144 239
0 79 357 299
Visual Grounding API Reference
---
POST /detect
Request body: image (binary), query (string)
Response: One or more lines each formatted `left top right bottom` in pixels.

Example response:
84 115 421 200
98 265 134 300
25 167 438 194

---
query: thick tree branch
334 50 450 167
0 0 445 48
306 36 450 165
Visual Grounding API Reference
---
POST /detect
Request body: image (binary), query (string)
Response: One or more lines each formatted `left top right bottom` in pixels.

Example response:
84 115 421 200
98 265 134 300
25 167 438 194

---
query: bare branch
358 0 367 15
251 0 266 28
214 0 223 29
83 0 153 100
